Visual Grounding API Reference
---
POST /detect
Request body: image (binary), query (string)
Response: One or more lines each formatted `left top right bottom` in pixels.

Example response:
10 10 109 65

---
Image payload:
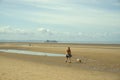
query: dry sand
0 42 120 80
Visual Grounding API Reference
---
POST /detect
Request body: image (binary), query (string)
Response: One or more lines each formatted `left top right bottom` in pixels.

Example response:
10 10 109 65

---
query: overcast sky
0 0 120 43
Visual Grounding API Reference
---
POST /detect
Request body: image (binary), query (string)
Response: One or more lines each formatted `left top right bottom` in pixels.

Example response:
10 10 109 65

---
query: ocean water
0 40 120 44
0 49 65 57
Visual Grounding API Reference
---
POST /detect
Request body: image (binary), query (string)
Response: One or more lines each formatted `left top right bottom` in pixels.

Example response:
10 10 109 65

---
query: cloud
24 1 120 27
0 25 29 34
81 32 120 41
37 27 50 33
0 25 120 42
1 0 120 27
0 0 120 42
37 27 55 36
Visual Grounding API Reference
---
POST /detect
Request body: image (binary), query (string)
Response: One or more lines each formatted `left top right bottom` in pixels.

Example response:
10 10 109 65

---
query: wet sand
0 42 120 80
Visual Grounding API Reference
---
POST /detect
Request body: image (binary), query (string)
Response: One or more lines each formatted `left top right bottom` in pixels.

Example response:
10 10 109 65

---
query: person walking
65 47 72 63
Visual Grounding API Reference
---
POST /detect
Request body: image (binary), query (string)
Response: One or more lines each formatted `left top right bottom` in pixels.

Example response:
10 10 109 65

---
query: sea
0 40 120 44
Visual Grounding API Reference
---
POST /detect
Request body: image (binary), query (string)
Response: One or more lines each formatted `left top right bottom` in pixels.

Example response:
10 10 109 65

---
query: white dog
76 58 81 63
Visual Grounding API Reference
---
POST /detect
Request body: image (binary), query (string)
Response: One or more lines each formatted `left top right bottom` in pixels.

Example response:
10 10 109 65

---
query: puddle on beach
0 49 65 57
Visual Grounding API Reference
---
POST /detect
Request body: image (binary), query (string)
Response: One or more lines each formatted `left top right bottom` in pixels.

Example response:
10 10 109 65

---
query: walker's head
68 47 70 49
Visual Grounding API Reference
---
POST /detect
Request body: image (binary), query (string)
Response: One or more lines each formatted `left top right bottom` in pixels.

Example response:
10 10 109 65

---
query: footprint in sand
1 73 6 76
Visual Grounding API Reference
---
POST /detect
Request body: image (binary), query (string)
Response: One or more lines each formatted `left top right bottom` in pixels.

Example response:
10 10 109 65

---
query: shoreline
0 42 120 45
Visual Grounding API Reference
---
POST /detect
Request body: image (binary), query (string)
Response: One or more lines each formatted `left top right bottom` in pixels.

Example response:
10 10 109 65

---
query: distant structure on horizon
44 40 58 43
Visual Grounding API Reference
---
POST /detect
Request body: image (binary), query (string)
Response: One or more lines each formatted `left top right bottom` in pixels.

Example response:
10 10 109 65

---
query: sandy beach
0 42 120 80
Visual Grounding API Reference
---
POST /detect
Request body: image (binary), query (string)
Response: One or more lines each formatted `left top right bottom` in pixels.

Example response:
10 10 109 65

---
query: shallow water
0 49 65 57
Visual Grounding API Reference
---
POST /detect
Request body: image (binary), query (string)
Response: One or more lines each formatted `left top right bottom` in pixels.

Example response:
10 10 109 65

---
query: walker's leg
65 57 68 62
68 58 71 63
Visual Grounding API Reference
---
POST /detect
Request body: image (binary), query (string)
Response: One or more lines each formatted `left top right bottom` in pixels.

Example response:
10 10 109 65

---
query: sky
0 0 120 43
